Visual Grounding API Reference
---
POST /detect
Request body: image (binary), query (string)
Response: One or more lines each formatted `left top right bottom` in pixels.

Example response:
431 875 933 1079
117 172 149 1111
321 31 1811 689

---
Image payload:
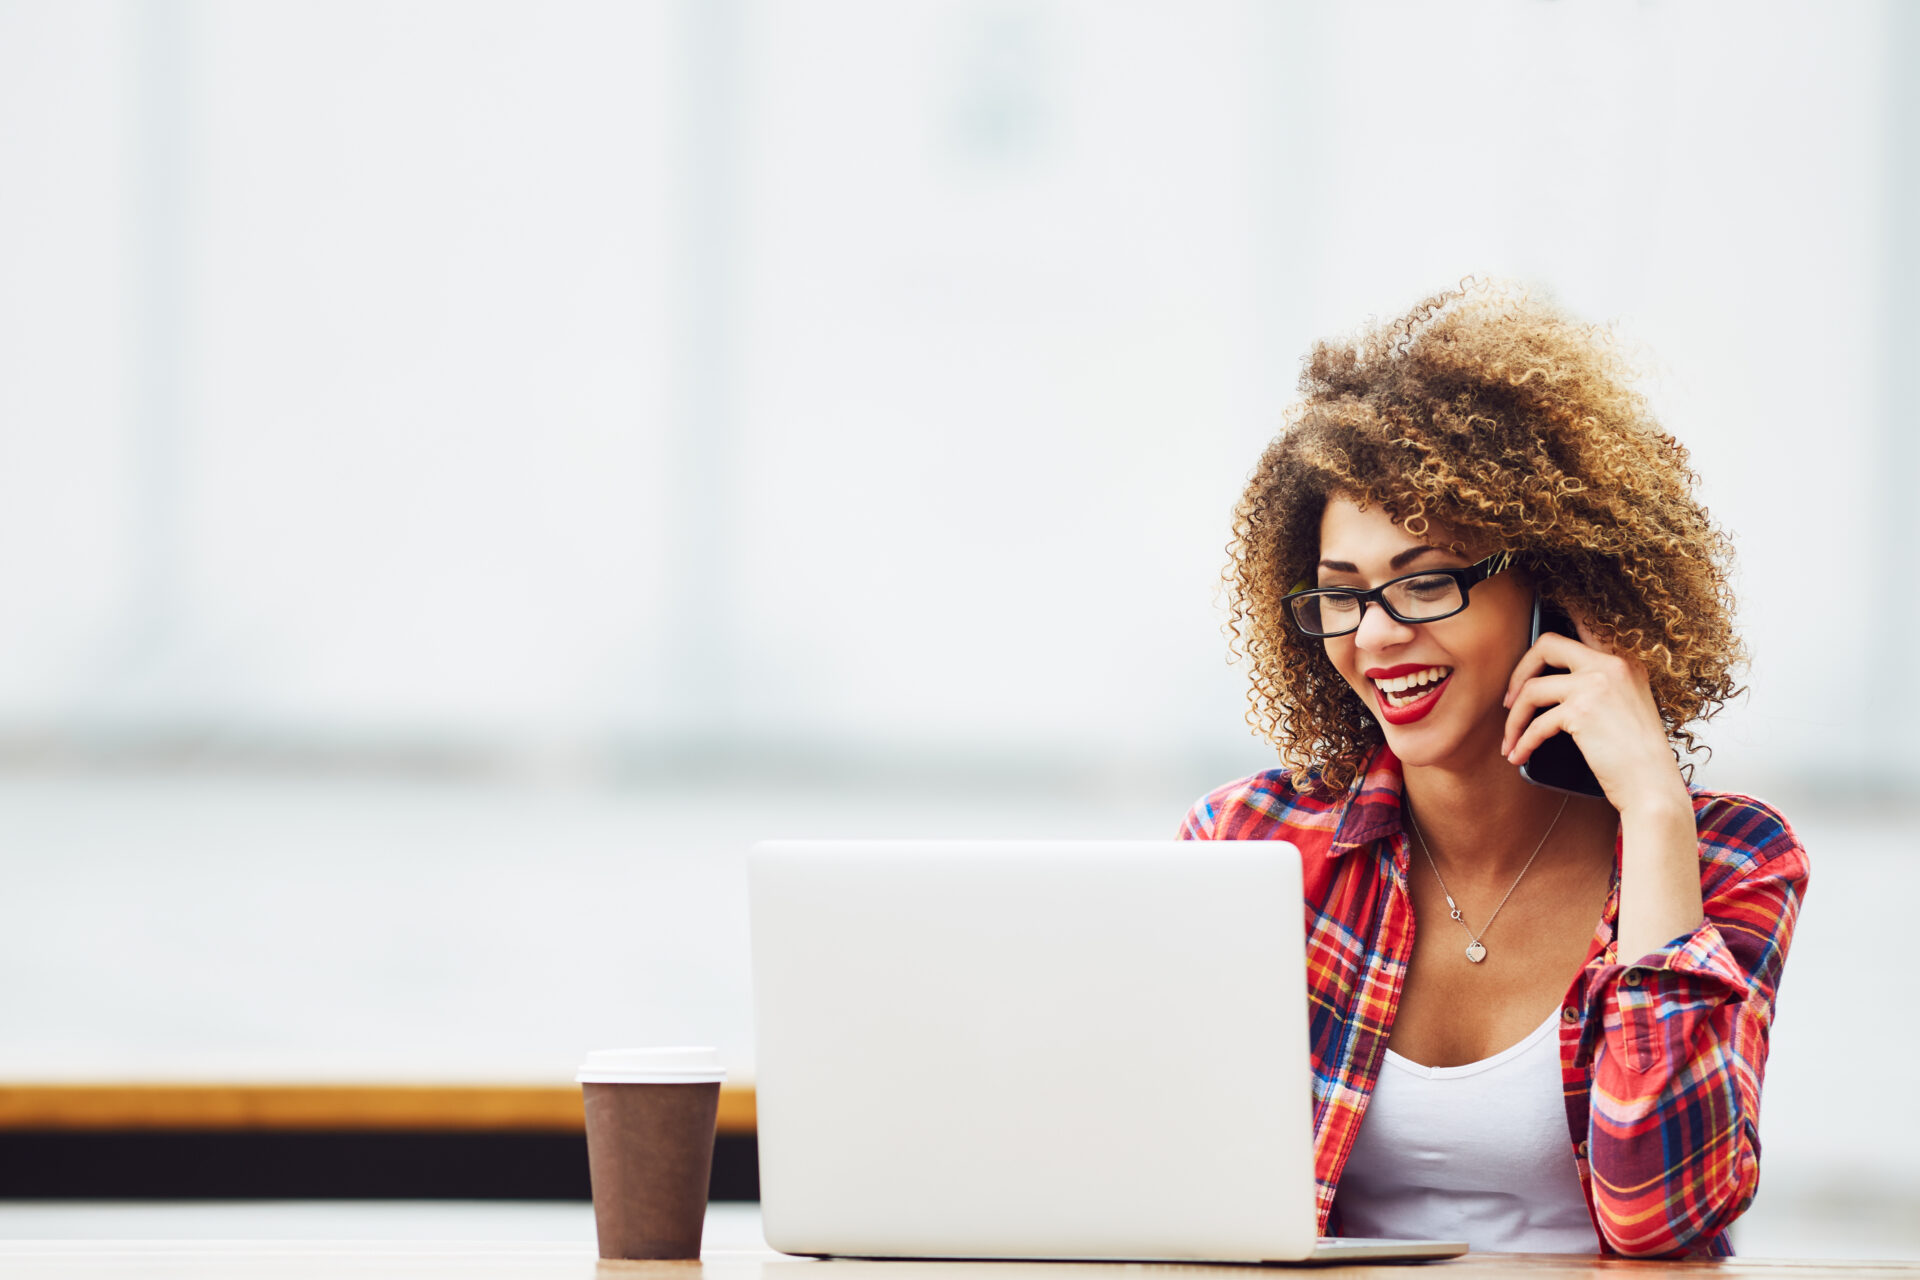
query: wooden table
0 1244 1915 1278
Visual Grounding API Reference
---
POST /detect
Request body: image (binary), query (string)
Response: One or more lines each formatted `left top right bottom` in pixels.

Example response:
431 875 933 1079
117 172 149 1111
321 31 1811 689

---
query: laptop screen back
748 839 1319 1262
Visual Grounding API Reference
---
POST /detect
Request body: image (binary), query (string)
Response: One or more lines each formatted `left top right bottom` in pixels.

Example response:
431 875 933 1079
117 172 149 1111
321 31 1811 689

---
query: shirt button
1623 968 1645 987
1576 1140 1589 1159
1561 1004 1580 1023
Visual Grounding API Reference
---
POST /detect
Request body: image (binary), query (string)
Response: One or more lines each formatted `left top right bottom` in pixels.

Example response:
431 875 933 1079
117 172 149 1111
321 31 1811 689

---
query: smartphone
1519 592 1607 798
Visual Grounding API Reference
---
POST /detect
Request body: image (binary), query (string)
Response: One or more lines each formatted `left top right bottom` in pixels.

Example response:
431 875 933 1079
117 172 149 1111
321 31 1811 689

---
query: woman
1181 282 1807 1258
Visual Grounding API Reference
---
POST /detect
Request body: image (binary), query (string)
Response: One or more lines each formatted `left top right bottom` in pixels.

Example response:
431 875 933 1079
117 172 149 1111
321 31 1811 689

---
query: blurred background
0 0 1915 1260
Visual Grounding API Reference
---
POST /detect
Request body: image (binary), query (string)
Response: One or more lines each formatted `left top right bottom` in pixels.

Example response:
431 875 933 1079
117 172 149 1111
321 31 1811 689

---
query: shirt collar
1327 741 1409 856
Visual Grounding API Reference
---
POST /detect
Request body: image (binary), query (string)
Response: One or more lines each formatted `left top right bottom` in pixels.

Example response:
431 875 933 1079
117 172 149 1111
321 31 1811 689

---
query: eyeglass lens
1289 573 1467 636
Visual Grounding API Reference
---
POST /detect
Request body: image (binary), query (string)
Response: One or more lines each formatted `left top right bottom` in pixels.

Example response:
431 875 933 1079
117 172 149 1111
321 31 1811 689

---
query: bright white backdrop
0 0 1915 1260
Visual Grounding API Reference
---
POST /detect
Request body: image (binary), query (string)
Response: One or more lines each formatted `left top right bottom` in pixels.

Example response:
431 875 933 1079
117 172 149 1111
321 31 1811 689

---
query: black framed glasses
1282 551 1516 638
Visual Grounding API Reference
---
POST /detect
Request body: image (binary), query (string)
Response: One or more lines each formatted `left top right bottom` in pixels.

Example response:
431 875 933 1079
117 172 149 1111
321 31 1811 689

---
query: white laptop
747 840 1466 1264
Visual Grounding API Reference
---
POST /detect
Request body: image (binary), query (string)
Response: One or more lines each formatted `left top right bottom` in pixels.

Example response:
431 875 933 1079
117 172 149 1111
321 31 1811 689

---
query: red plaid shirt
1179 743 1808 1258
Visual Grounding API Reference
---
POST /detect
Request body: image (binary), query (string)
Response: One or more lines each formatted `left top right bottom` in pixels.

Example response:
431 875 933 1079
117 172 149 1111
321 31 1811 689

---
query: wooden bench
0 1082 757 1134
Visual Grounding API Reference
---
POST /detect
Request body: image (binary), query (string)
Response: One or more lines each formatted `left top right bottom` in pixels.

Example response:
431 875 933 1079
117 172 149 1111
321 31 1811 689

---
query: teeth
1373 666 1451 705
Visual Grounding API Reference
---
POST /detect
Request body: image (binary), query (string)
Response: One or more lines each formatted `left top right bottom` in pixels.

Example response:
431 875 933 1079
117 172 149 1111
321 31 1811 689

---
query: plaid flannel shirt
1179 743 1808 1258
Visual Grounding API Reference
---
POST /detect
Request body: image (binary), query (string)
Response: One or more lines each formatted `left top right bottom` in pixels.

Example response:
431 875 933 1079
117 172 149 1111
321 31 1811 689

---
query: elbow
1592 1128 1759 1258
1598 1220 1733 1260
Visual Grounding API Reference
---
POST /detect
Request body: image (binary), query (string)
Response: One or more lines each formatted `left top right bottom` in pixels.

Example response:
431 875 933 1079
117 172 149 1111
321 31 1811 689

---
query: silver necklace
1406 793 1569 964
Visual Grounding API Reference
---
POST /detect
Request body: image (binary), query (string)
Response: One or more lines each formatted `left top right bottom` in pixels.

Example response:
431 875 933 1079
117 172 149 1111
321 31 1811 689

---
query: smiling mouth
1370 665 1454 710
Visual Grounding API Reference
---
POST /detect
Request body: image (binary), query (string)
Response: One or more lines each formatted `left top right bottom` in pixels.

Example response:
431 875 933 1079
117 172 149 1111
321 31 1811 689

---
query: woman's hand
1503 608 1706 962
1498 609 1691 820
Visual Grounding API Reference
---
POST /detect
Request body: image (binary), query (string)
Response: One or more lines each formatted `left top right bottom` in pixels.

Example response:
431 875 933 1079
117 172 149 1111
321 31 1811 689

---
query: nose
1353 597 1418 651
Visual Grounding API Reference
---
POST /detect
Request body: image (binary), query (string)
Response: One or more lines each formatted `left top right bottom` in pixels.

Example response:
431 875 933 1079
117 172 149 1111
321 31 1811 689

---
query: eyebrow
1317 545 1451 574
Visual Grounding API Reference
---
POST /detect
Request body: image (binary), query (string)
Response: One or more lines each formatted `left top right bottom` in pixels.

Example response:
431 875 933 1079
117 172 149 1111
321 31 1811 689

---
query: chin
1375 706 1488 771
1380 733 1451 769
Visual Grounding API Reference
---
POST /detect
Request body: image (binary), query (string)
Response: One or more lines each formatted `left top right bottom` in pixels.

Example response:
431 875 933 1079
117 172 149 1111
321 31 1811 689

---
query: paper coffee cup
579 1047 726 1261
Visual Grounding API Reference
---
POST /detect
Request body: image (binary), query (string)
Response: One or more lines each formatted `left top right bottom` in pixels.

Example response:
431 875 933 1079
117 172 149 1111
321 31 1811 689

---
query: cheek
1322 637 1366 691
1444 616 1527 692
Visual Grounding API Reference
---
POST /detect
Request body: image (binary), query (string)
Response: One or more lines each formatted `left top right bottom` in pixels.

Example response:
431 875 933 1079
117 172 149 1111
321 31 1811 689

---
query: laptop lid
747 839 1321 1263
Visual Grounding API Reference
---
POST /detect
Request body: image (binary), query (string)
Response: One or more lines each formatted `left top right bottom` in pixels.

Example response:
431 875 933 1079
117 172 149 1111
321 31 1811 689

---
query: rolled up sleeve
1576 799 1808 1258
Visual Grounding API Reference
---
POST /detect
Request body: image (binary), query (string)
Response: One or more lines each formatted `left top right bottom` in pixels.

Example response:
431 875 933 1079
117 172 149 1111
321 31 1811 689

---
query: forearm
1579 801 1807 1257
1587 1005 1757 1257
1614 790 1703 962
1582 914 1761 1256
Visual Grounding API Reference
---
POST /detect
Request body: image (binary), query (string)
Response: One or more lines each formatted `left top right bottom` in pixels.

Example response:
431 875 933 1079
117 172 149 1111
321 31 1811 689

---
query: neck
1400 751 1586 881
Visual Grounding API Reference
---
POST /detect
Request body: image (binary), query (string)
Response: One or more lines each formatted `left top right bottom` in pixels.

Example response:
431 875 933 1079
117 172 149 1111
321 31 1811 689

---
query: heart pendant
1465 941 1487 964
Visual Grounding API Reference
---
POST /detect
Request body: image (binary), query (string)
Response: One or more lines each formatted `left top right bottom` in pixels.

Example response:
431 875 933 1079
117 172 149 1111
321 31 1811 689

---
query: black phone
1519 592 1607 798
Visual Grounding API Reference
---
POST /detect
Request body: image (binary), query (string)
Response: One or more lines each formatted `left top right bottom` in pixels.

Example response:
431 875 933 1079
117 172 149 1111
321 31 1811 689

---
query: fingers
1503 632 1591 708
1504 649 1549 708
1501 671 1578 756
1505 704 1569 767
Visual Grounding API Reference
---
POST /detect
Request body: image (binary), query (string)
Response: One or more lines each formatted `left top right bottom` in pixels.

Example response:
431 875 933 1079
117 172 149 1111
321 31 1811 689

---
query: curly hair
1226 279 1746 796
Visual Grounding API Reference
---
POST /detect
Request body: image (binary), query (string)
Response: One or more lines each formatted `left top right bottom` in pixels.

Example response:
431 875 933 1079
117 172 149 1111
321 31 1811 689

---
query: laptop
747 840 1466 1264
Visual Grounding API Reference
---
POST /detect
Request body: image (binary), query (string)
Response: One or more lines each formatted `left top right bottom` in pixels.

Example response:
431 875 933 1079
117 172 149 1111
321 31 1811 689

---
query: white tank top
1334 1008 1600 1254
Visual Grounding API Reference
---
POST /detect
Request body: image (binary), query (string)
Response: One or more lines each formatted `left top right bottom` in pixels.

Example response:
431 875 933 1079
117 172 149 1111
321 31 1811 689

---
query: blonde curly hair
1227 280 1746 796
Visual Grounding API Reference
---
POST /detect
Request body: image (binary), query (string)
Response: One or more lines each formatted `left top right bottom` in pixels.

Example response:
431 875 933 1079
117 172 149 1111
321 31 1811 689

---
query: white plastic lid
576 1046 727 1085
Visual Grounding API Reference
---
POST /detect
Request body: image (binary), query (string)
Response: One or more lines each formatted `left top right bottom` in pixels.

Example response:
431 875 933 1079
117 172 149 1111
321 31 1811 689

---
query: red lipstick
1366 665 1455 726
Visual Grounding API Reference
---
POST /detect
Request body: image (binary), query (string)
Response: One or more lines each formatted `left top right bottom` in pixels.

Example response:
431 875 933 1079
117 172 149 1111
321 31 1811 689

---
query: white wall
0 0 1907 793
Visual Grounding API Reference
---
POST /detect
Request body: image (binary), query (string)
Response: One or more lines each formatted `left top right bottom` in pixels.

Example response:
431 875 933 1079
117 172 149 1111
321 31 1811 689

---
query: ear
1564 602 1604 650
